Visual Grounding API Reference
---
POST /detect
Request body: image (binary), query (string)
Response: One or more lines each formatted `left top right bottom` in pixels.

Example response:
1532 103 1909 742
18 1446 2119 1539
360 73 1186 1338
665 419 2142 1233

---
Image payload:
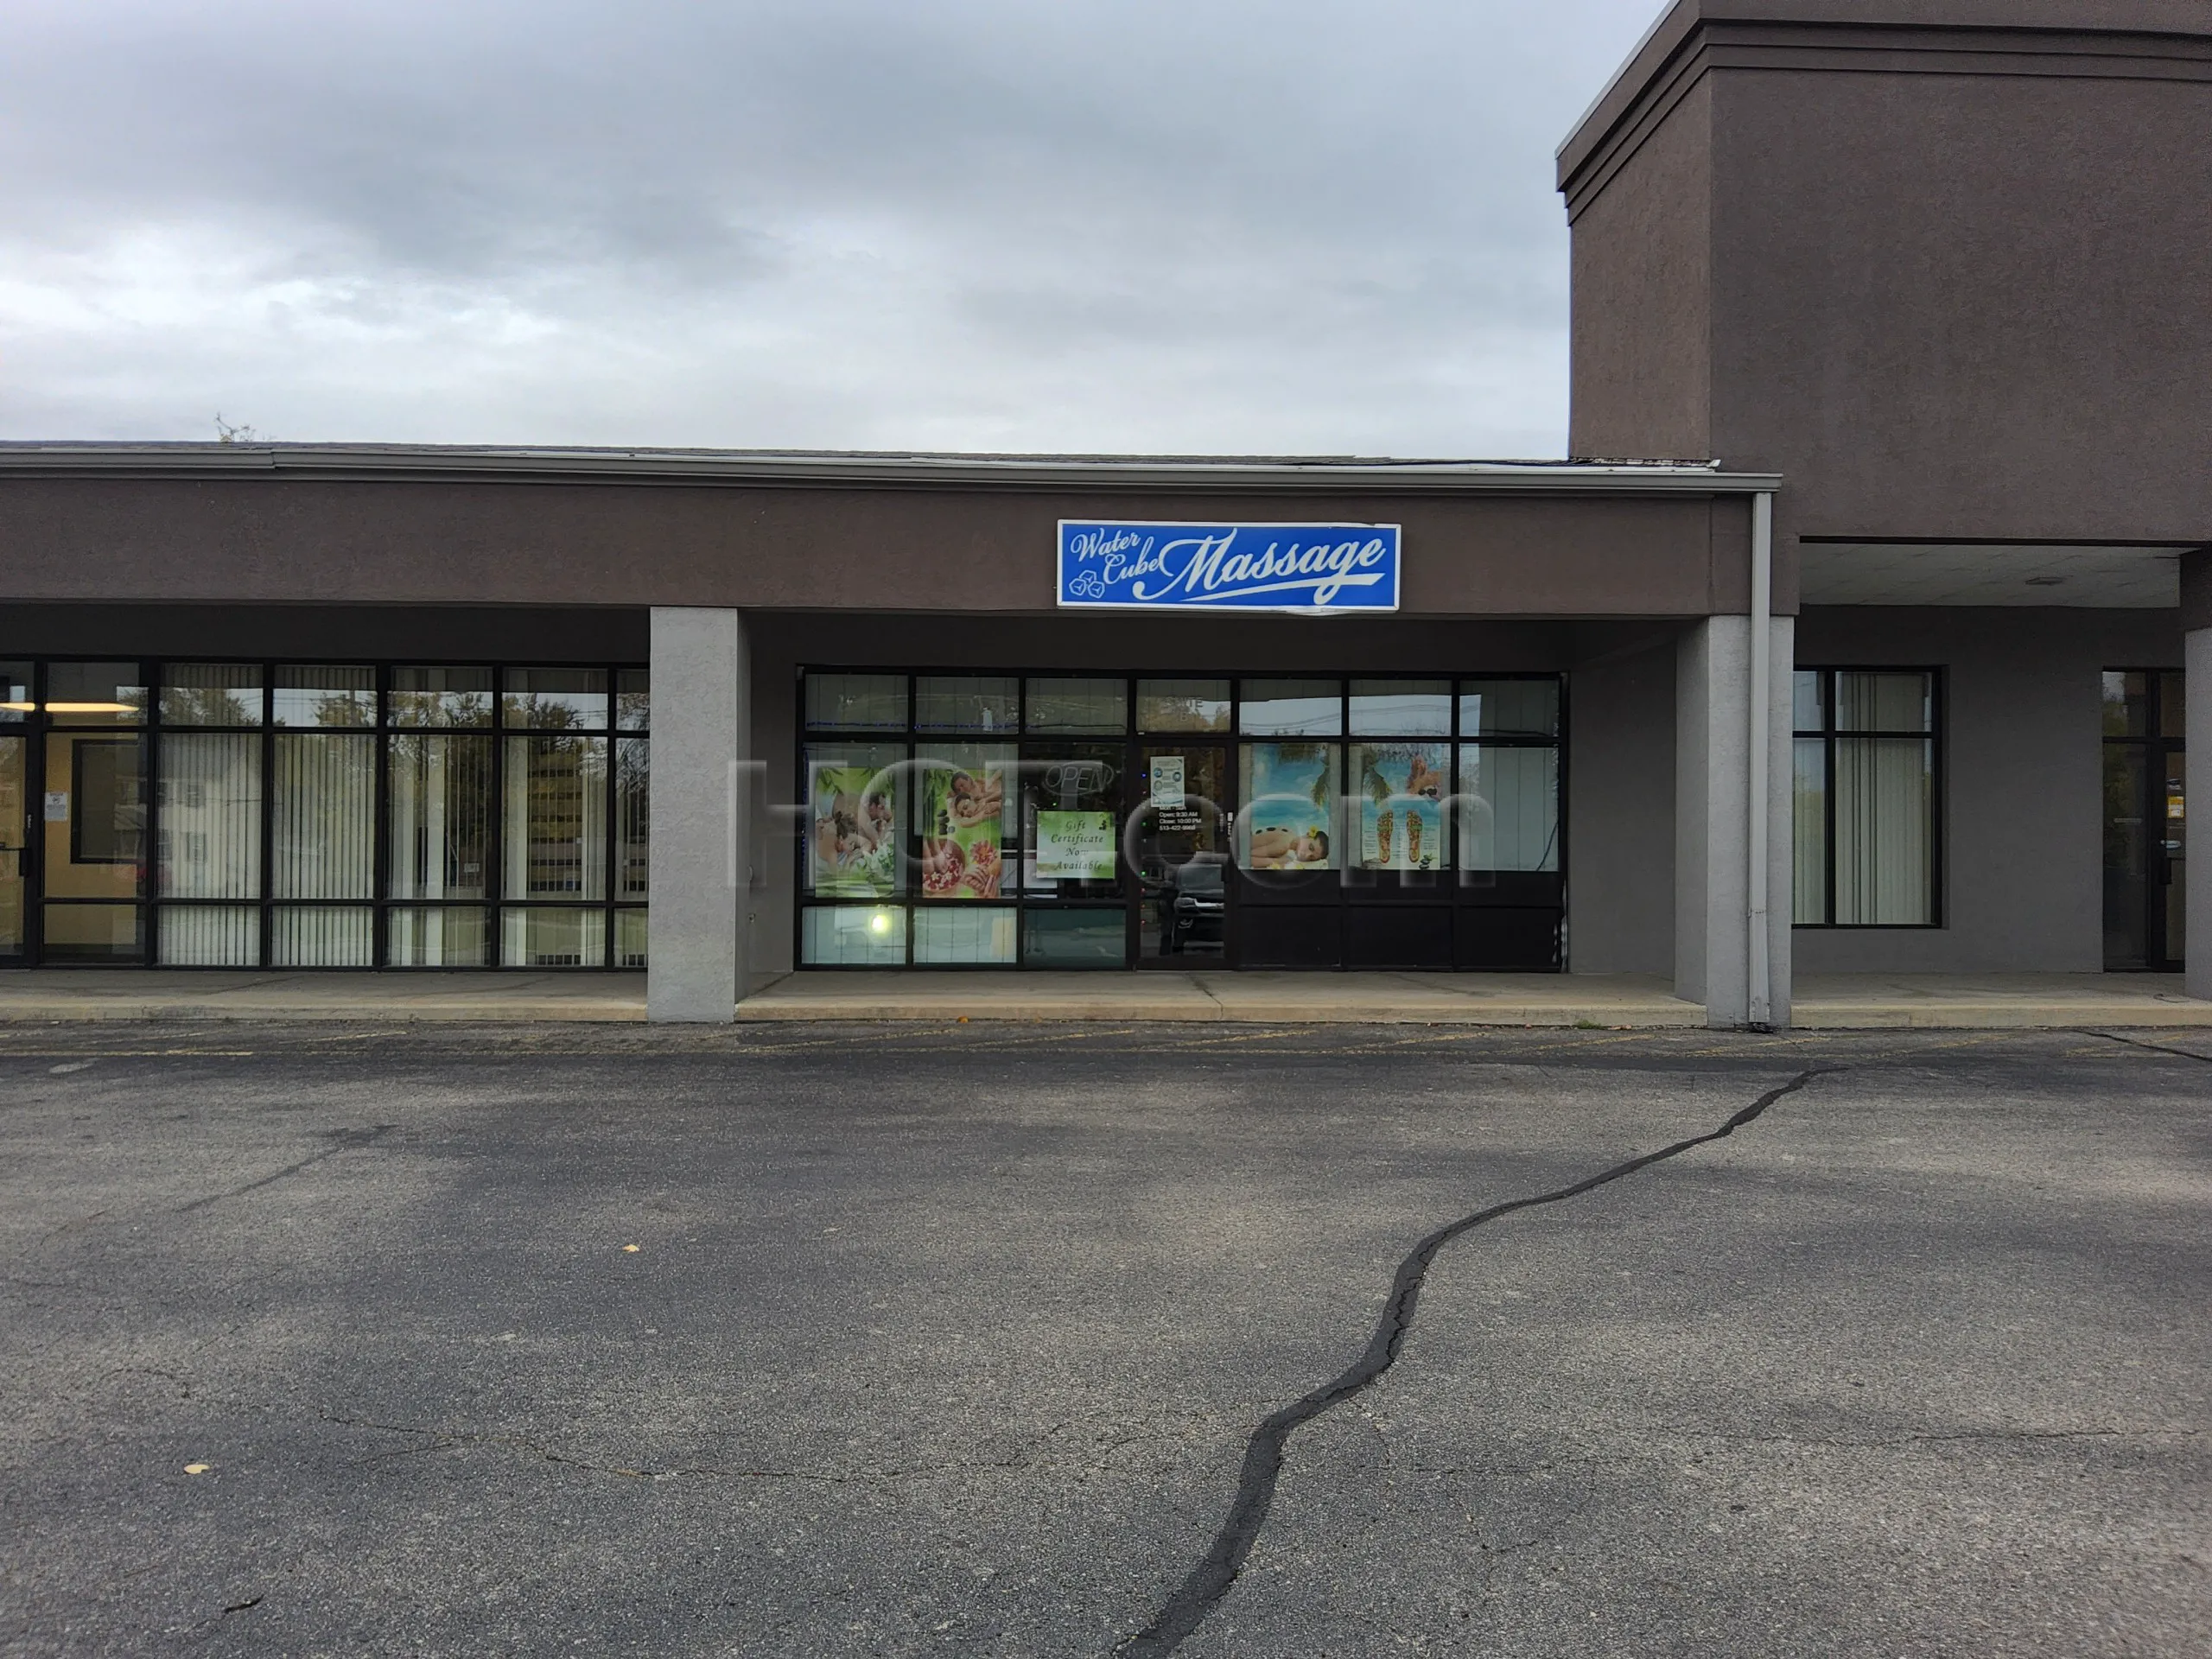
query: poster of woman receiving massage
916 746 1010 899
1240 742 1337 870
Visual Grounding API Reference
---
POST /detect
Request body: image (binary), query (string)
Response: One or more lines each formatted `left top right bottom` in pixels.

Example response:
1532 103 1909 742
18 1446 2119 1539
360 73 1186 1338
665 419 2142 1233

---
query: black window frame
0 656 649 969
1791 664 1944 931
794 668 1567 970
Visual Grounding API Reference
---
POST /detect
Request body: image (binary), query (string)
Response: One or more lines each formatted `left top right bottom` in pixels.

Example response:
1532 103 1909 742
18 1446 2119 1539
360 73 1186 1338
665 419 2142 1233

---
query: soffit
1800 542 2192 607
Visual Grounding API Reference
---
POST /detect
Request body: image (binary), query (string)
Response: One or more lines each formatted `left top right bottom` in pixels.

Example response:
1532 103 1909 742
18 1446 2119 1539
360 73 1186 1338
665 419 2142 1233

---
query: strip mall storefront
0 658 647 969
794 670 1562 971
5 442 2189 1029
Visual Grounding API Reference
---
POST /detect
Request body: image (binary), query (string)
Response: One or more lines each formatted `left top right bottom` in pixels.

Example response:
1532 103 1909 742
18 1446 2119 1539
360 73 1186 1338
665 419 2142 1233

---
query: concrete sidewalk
1 967 2208 1027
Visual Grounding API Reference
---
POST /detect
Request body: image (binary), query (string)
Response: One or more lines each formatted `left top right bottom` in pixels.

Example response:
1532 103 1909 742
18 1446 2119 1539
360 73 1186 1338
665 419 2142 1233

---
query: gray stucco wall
1561 4 2212 556
1562 626 1677 975
1793 607 2181 974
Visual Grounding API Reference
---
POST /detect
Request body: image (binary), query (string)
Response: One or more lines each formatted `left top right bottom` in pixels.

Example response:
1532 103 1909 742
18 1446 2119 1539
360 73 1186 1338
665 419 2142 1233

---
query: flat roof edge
1558 1 2212 189
0 444 1783 495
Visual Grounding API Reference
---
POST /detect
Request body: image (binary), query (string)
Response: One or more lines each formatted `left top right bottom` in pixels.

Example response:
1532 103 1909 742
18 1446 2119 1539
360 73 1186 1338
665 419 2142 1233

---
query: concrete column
1675 615 1795 1027
646 607 748 1022
2188 629 2212 1000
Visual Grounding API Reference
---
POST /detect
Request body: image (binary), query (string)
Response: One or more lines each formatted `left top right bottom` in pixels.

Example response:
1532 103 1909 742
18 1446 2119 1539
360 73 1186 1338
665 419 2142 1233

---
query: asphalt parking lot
2 1023 2206 1656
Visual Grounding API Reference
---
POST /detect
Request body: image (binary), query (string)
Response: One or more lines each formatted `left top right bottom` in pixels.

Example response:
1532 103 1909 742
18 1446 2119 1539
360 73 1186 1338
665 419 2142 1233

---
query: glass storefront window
806 673 905 732
272 906 373 969
276 665 376 728
0 658 645 969
802 904 906 965
1023 908 1125 965
161 664 264 727
273 734 375 901
47 663 145 726
1796 667 1940 929
616 668 651 732
1792 736 1828 925
789 666 1567 972
806 744 901 898
1834 737 1934 923
1459 679 1558 740
1026 677 1127 734
503 667 608 732
1350 741 1448 872
502 906 607 968
1458 745 1560 872
390 666 493 728
1239 742 1338 869
1240 680 1341 737
158 733 263 899
1793 670 1827 734
504 734 608 899
915 676 1018 734
615 908 648 968
47 733 143 899
1836 671 1931 734
1136 679 1230 733
1350 681 1449 737
389 906 489 967
615 738 649 899
159 906 258 967
40 902 142 964
1023 744 1122 897
913 906 1016 963
388 734 492 899
914 744 1013 900
0 733 24 960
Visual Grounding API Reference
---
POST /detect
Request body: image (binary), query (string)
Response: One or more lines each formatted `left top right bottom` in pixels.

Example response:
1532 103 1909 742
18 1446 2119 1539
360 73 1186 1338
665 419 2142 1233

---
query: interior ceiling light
43 701 142 711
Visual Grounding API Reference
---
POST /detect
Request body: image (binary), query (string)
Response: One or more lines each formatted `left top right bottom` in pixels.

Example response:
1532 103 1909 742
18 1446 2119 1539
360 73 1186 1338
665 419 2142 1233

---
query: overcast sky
2 0 1664 456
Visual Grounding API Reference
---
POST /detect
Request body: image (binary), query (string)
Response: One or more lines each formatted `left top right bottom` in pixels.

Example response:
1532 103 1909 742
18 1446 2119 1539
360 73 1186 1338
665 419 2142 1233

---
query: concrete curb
0 1001 646 1023
729 1001 1707 1026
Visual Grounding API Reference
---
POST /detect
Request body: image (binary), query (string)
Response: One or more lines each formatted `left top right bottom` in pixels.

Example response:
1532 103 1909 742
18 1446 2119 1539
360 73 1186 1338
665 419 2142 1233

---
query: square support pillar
646 607 749 1022
2189 629 2212 1001
1675 615 1795 1028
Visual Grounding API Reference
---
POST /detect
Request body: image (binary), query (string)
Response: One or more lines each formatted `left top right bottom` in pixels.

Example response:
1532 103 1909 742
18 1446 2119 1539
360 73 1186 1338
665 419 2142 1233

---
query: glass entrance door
0 730 25 963
1133 744 1229 963
2102 670 2183 971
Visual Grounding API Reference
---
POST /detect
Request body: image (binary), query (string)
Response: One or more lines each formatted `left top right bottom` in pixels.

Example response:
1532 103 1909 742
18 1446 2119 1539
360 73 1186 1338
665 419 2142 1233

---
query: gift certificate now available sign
1058 521 1402 613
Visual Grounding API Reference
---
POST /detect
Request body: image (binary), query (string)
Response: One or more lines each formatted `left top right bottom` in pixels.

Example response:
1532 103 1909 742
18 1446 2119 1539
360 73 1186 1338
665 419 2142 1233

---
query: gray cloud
0 0 1665 453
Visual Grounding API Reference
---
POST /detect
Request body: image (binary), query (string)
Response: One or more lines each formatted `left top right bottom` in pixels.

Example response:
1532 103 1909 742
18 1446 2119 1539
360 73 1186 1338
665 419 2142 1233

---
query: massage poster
1354 742 1446 871
1239 742 1338 871
917 746 1010 899
807 747 899 898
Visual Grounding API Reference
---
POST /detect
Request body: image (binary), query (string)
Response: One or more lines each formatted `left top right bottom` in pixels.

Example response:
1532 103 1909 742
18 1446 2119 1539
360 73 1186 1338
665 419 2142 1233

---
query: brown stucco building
3 0 2207 1026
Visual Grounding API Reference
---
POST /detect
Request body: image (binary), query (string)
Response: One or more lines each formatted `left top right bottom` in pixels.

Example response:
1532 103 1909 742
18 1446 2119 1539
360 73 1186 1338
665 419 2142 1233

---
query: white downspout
1747 491 1774 1029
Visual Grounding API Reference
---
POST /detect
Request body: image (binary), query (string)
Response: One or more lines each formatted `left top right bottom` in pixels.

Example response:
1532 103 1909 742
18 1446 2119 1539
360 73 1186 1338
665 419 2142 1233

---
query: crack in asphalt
1117 1067 1831 1658
175 1125 397 1212
2087 1028 2212 1064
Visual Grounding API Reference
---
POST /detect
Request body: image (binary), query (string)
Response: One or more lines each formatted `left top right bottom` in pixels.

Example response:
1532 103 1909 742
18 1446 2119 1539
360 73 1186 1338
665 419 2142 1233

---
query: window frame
1791 664 1944 930
795 668 1567 969
0 656 648 969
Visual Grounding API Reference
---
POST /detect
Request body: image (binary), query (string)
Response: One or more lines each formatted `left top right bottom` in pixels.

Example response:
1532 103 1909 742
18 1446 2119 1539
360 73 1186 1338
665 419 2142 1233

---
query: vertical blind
1794 670 1936 925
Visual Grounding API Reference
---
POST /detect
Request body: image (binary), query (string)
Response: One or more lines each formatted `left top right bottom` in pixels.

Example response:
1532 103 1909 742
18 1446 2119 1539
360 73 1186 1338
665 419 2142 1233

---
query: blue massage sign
1057 520 1402 613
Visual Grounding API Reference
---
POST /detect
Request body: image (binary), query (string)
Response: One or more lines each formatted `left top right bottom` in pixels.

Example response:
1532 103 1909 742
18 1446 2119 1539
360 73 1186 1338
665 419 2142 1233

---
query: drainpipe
1746 491 1774 1030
